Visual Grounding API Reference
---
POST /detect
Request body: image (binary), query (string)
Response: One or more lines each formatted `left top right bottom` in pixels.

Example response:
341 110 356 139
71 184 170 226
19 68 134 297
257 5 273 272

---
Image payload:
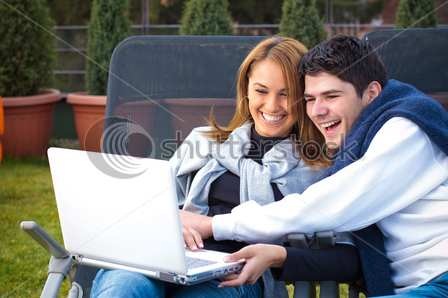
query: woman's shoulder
185 126 215 142
176 126 218 156
191 125 214 133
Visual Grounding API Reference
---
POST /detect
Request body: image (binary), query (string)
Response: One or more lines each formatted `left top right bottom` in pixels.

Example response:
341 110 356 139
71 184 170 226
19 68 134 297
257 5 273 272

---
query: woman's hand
219 244 287 287
179 210 213 249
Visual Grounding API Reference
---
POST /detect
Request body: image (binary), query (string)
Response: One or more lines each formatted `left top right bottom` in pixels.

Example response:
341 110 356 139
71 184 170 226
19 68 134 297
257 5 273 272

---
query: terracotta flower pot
67 92 107 152
164 98 235 140
3 89 62 157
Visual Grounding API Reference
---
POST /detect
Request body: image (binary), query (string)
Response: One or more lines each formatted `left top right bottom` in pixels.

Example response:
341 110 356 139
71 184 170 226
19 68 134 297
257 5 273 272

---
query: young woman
91 36 359 298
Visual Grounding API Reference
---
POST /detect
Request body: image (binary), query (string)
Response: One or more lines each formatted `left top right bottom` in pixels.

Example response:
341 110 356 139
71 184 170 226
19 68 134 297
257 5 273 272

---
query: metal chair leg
67 282 83 298
20 221 74 298
40 256 74 298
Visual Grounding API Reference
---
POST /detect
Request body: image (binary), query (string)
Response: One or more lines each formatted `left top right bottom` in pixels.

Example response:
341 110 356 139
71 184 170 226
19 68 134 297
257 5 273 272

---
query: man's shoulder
380 117 420 131
372 116 424 141
369 117 433 153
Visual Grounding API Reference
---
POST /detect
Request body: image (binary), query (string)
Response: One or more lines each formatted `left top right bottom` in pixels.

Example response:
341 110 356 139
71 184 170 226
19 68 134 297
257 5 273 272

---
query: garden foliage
0 0 55 97
180 0 233 35
396 0 437 28
86 0 130 95
279 0 326 49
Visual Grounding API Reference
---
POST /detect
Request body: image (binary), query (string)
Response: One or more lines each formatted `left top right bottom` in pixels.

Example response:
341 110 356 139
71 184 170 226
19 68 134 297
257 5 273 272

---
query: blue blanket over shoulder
320 79 448 295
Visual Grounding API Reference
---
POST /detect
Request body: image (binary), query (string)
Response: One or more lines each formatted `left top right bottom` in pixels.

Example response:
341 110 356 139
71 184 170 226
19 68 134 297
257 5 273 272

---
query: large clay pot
164 98 235 140
3 89 62 157
67 92 107 152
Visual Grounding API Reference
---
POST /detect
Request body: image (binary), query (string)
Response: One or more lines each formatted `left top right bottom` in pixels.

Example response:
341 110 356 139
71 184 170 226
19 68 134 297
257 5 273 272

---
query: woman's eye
280 93 288 97
255 89 268 94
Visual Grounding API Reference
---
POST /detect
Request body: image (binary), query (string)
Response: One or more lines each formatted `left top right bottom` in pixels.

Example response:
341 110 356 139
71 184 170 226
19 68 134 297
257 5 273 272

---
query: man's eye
305 97 315 102
327 95 338 100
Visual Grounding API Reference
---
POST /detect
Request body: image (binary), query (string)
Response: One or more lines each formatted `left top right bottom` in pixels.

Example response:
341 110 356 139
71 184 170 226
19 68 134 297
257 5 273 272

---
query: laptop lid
47 147 188 275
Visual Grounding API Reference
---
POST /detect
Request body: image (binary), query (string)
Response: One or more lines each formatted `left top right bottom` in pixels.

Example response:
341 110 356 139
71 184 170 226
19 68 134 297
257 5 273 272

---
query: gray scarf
171 122 321 214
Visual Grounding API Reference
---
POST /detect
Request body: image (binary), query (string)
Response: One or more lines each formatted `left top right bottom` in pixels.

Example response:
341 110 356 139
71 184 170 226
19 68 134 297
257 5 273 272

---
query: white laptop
47 147 243 285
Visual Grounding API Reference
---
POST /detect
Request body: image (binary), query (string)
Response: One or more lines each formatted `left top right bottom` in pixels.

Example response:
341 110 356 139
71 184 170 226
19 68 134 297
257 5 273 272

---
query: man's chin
325 138 341 150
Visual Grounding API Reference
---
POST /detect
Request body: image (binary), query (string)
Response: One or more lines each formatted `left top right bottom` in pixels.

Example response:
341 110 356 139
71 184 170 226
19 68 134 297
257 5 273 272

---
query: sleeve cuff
212 213 236 241
271 247 294 280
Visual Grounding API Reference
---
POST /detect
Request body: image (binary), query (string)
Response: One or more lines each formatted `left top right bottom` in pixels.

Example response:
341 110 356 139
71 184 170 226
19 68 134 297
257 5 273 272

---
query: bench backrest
364 28 448 94
104 35 264 158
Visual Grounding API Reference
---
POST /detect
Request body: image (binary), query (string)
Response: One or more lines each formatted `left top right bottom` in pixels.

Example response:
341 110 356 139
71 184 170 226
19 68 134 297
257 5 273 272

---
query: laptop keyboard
185 256 217 269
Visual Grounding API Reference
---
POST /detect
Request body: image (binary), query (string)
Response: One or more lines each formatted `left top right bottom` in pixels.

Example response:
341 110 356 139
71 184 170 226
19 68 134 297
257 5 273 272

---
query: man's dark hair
299 35 387 97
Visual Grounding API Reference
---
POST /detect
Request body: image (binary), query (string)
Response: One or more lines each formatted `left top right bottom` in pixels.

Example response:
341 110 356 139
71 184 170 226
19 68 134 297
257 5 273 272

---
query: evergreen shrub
180 0 233 35
279 0 326 49
396 0 438 28
86 0 130 95
0 0 55 97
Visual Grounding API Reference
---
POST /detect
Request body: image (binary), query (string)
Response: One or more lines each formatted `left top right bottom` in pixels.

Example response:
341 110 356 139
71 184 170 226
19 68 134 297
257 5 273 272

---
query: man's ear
362 81 382 105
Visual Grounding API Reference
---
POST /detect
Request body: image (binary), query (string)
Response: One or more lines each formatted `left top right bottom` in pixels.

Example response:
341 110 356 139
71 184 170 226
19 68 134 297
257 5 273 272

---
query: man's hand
179 210 213 249
219 244 287 287
183 226 204 250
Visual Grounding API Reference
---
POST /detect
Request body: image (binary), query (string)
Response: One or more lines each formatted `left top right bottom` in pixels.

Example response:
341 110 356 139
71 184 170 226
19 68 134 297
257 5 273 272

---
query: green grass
0 157 68 297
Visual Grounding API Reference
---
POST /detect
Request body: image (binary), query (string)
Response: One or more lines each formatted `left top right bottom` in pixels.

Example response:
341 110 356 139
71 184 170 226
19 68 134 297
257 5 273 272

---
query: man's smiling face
304 72 371 149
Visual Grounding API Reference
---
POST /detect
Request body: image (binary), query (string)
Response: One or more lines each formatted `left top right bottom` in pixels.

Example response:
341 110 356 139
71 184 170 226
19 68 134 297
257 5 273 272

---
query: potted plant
67 0 130 152
0 0 61 157
395 0 437 28
279 0 326 49
180 0 233 35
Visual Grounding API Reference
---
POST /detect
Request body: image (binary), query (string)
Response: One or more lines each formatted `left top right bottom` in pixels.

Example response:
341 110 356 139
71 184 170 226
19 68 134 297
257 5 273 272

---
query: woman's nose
264 94 281 112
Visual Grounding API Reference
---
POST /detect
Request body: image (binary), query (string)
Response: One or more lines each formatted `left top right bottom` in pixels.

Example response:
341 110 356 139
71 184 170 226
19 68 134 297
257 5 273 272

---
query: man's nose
310 98 328 117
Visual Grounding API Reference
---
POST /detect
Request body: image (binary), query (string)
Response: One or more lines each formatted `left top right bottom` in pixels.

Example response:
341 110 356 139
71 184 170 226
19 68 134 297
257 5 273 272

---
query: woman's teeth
262 113 284 122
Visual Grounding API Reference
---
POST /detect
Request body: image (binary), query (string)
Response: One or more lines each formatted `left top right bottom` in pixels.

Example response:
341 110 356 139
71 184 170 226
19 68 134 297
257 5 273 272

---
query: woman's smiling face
247 59 297 138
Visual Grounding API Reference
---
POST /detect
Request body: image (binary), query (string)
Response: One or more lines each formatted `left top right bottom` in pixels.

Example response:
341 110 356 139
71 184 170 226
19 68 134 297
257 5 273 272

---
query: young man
181 35 448 297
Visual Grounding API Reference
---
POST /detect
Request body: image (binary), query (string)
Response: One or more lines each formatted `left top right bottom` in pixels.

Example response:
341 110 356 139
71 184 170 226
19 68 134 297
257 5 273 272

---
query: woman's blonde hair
207 36 329 168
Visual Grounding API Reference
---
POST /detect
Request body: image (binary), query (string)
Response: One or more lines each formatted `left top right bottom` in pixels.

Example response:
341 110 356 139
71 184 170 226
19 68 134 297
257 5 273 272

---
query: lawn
0 157 69 297
0 157 357 297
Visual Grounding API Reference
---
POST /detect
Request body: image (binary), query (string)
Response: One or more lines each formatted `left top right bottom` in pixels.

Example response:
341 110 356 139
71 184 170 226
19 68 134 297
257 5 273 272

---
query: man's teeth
262 113 284 121
321 120 339 128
